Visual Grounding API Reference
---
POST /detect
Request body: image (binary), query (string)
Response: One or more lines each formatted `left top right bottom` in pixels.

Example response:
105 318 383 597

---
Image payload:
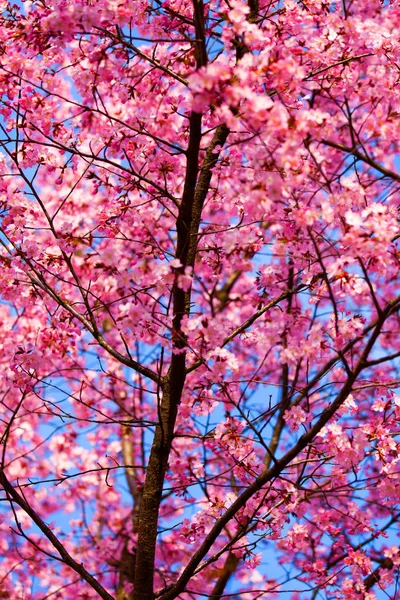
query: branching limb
321 139 400 182
0 469 115 600
364 558 395 591
132 108 205 600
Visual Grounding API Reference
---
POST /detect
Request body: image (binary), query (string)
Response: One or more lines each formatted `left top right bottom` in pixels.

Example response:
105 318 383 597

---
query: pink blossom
284 406 310 431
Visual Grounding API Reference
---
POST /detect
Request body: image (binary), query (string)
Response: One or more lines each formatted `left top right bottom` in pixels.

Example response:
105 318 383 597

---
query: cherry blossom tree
1 0 400 598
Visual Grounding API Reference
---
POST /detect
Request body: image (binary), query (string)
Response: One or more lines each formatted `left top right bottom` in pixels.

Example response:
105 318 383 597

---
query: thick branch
0 469 114 600
209 552 240 599
133 110 230 600
132 110 203 600
247 0 259 23
192 0 208 68
321 139 400 182
364 558 394 591
186 123 230 272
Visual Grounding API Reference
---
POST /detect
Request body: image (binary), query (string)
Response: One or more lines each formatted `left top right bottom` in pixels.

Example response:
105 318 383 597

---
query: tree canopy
1 0 400 598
